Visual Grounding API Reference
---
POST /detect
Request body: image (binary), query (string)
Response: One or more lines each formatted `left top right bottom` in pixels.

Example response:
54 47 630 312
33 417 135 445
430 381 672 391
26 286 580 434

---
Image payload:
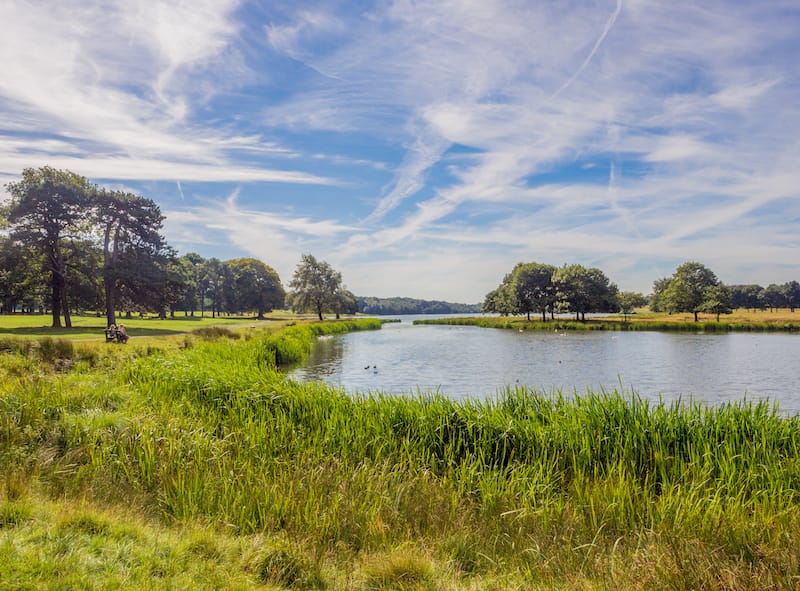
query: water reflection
289 318 800 413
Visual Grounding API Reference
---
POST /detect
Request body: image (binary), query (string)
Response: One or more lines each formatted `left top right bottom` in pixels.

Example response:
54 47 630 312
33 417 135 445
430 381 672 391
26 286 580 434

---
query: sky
1 0 798 303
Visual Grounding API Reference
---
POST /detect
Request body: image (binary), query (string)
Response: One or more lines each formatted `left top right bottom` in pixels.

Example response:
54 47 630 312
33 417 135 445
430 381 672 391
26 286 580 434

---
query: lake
289 315 800 413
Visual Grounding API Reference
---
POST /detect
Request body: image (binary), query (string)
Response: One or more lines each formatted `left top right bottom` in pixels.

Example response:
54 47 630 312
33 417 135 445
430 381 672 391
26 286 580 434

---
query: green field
2 318 800 589
0 311 314 342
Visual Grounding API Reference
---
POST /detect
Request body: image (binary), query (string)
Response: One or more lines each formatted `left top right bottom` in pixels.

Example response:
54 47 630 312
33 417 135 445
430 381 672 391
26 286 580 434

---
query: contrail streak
552 0 623 99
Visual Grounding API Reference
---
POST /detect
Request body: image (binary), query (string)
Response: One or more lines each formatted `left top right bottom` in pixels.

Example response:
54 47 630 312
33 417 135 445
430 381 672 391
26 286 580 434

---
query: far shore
414 307 800 332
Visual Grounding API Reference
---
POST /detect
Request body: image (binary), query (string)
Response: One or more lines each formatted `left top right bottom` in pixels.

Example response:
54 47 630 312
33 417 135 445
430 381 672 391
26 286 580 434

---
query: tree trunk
694 310 699 322
61 285 71 328
55 244 71 328
541 309 546 322
50 275 62 328
104 279 116 327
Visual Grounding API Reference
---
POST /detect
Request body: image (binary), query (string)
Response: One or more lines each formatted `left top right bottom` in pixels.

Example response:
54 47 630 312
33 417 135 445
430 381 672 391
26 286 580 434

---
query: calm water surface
289 315 800 413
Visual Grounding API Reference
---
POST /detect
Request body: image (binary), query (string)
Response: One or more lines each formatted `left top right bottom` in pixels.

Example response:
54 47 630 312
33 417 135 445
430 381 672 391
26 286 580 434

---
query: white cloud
3 0 799 300
0 152 335 185
164 188 359 282
711 80 779 110
644 135 714 162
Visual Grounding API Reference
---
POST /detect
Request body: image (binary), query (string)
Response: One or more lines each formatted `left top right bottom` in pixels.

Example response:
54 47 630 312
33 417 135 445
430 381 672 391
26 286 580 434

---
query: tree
701 284 733 321
106 242 175 319
5 167 93 327
762 284 786 312
510 262 556 321
332 287 358 319
226 258 285 318
179 253 205 316
200 258 226 318
63 238 103 313
649 277 671 312
660 261 719 322
0 236 41 313
553 264 617 321
483 277 516 315
288 254 342 320
730 284 764 310
162 254 192 318
783 281 800 313
94 189 166 326
617 291 647 322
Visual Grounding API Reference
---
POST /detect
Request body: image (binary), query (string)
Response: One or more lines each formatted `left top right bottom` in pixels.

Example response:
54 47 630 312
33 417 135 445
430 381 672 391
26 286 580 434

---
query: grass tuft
0 500 33 528
192 326 240 340
58 511 112 536
358 546 435 590
37 337 75 364
251 538 326 589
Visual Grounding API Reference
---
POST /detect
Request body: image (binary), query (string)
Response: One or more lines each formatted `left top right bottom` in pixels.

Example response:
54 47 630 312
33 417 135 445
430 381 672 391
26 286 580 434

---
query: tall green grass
3 316 800 589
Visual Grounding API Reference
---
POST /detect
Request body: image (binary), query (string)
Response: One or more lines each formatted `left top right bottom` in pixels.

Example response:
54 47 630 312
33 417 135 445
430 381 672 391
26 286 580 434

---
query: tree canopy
5 167 93 327
657 262 722 322
225 258 285 318
1 167 287 322
95 188 167 326
484 261 618 321
617 291 648 321
288 254 345 320
511 262 557 321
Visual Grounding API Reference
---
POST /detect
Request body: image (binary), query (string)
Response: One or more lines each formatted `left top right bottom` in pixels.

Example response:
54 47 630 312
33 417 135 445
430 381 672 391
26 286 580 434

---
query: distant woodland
357 296 481 315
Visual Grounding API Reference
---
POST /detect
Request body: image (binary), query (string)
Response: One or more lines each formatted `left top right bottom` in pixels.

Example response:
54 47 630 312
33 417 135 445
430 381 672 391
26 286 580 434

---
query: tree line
483 262 622 321
485 260 800 322
0 167 363 326
358 297 481 316
5 167 798 326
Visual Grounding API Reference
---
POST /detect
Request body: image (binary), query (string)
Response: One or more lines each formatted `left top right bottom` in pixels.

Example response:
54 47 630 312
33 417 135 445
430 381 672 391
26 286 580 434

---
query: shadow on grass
0 326 189 337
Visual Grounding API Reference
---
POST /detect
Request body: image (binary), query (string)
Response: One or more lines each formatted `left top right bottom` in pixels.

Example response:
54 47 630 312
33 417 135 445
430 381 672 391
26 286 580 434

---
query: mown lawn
0 310 310 341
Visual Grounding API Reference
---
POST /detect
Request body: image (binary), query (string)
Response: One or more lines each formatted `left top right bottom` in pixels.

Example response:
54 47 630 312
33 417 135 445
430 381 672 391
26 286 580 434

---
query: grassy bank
2 318 800 589
416 308 800 332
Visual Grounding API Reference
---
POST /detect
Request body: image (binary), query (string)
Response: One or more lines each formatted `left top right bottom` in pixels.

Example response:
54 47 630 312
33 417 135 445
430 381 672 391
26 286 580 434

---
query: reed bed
2 317 800 589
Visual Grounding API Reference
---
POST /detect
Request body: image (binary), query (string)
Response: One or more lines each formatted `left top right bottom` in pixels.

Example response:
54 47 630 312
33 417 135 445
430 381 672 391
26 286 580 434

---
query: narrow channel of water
289 316 800 413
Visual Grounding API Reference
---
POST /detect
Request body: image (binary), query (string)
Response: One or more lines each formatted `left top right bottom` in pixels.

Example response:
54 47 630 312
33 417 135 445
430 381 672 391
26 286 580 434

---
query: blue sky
1 0 798 303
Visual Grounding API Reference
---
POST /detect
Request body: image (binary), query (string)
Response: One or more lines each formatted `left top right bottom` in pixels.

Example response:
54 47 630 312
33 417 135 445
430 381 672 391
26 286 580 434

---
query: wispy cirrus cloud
0 0 328 186
2 0 799 301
